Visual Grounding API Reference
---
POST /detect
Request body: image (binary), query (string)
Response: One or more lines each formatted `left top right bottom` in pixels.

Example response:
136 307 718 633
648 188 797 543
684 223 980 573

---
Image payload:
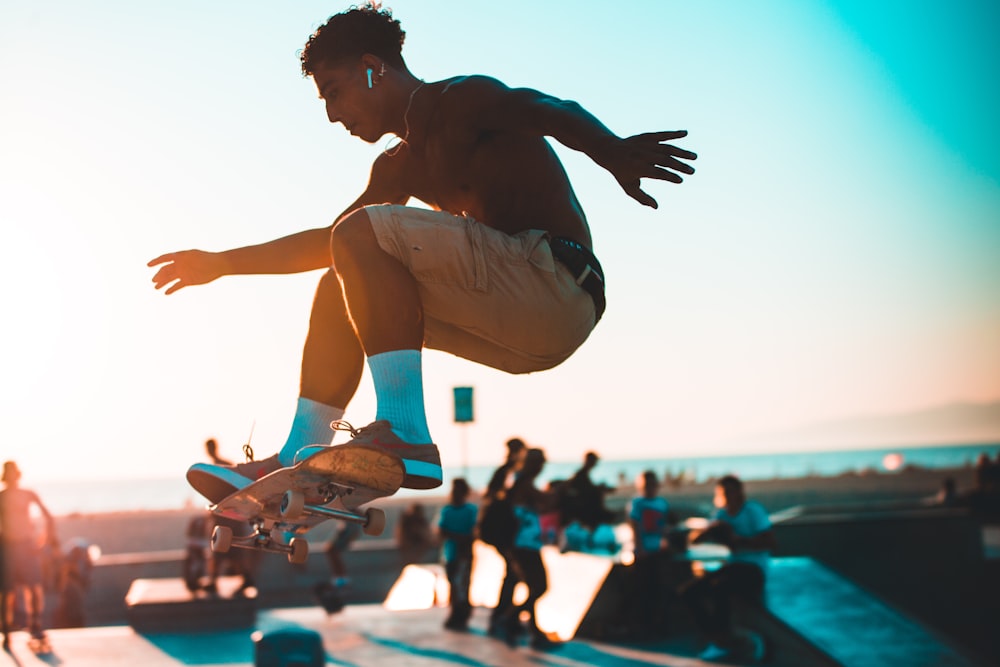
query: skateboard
209 444 404 564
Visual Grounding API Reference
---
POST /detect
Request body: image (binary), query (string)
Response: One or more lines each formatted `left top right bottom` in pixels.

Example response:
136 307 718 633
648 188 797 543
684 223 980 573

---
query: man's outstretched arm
147 227 334 295
148 157 407 294
460 76 697 209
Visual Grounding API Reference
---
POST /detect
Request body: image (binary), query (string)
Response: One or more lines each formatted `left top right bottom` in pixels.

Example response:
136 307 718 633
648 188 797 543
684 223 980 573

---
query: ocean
34 441 1000 516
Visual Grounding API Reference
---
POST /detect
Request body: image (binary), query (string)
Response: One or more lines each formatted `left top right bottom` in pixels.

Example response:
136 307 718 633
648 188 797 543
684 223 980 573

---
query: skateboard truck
210 493 387 565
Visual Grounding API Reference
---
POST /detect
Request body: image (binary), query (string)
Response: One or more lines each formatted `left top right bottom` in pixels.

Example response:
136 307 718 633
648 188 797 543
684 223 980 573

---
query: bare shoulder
432 75 554 135
433 75 512 117
439 75 509 97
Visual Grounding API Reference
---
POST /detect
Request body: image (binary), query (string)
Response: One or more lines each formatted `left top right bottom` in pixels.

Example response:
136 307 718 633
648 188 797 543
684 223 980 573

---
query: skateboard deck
209 444 404 564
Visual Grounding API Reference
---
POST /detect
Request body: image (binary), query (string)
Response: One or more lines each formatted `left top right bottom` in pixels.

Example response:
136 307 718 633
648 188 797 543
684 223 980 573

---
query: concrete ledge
570 554 986 667
761 557 981 667
124 576 256 633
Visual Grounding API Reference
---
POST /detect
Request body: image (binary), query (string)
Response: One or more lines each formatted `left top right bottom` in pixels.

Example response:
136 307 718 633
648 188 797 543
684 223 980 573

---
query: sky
1 0 998 483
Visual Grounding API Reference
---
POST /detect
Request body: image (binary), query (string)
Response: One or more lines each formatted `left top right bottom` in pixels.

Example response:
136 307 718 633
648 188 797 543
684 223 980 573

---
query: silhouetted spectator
1 461 57 646
933 477 959 507
438 478 477 630
504 448 558 650
205 438 233 465
558 451 614 549
627 470 671 638
482 437 525 635
486 438 526 497
324 520 361 588
52 539 94 628
396 502 435 566
182 513 211 593
206 515 258 598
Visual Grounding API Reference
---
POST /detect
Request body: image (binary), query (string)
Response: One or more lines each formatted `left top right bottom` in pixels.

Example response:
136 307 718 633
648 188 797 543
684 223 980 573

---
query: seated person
680 475 774 663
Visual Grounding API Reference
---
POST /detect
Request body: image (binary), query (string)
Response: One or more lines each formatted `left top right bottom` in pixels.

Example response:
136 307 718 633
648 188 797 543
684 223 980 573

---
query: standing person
561 451 615 545
194 438 257 598
486 438 526 498
52 539 94 629
313 520 361 614
205 516 258 598
504 448 557 649
481 438 525 636
148 3 697 505
627 470 671 638
396 502 435 567
323 520 361 589
0 461 57 647
182 512 211 594
681 475 773 663
437 478 478 631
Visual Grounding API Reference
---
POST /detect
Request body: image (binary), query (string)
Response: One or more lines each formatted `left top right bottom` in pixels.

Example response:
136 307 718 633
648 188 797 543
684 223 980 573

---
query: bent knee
330 207 376 261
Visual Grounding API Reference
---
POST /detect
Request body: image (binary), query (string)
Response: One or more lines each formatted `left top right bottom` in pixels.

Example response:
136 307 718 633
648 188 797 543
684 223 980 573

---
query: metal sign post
453 386 474 478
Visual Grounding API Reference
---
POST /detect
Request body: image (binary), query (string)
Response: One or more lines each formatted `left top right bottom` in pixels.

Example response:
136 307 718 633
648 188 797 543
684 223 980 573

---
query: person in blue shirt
627 470 671 638
682 475 774 663
437 478 478 630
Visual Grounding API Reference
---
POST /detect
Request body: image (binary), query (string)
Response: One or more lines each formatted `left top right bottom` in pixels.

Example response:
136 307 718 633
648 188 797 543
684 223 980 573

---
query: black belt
549 236 606 323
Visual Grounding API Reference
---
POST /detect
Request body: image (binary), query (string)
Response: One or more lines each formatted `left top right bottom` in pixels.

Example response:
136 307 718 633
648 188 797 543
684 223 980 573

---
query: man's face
312 59 383 142
714 483 745 511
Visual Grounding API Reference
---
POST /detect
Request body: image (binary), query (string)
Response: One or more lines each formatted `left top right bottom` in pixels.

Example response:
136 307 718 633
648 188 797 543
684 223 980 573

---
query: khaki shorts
365 205 597 374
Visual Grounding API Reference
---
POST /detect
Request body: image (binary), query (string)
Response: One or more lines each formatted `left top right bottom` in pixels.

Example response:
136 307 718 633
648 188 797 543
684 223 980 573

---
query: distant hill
740 400 1000 451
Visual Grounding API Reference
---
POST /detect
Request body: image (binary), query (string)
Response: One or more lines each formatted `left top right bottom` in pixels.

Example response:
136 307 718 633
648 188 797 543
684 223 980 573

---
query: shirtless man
1 461 56 646
149 4 696 503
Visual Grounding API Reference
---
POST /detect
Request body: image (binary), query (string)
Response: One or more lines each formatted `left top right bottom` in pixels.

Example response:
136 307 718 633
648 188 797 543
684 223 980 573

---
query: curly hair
300 3 406 76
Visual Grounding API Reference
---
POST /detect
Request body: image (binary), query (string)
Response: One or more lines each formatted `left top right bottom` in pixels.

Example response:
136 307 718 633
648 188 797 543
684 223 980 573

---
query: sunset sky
2 1 998 483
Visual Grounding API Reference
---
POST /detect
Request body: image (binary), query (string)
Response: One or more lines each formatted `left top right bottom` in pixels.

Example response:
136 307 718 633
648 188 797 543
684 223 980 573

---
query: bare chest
403 126 495 212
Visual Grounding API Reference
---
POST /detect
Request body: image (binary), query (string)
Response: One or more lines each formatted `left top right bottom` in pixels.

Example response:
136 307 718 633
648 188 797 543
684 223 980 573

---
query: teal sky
1 1 997 484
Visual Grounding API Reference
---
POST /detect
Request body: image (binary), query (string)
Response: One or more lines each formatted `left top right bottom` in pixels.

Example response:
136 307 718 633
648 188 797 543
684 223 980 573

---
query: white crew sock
368 349 433 445
277 397 345 465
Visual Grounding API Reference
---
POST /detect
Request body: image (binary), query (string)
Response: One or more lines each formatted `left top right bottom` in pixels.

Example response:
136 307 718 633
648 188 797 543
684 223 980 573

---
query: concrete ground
1 604 728 667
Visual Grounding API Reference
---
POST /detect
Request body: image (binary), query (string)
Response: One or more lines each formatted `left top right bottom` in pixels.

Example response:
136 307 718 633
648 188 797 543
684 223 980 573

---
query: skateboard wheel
281 490 305 519
363 507 386 536
211 525 233 553
288 537 309 564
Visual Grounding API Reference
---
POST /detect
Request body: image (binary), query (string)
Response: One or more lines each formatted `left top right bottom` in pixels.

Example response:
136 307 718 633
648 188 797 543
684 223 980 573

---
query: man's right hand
599 130 697 209
148 250 227 295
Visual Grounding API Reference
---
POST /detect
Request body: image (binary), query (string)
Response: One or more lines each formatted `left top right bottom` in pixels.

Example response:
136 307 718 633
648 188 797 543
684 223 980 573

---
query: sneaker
503 617 525 647
187 453 282 503
697 643 731 662
299 420 442 490
443 618 468 632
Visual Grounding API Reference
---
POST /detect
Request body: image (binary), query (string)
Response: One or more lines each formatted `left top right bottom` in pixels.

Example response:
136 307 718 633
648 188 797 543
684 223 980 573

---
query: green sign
453 386 474 423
